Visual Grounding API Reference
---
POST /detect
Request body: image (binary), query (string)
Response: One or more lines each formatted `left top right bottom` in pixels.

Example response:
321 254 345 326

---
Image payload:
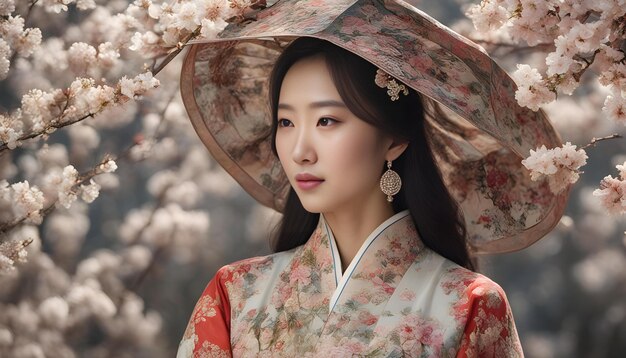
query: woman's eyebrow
278 100 347 110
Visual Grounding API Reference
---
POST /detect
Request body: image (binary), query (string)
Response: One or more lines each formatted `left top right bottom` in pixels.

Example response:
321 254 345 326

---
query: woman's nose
291 127 317 165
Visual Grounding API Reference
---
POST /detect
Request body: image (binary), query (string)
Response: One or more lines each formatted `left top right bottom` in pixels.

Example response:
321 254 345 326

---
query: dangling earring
380 160 402 202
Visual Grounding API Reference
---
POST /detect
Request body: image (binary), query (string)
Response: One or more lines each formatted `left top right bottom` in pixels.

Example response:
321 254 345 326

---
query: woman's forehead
278 56 343 109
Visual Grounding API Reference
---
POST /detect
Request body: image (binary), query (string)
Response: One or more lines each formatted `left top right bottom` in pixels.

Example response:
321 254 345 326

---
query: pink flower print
359 4 379 17
477 215 492 225
380 14 413 30
352 291 370 305
340 16 379 35
259 329 273 347
406 52 436 75
400 289 416 301
300 292 325 310
358 310 378 326
388 256 401 266
274 340 284 351
372 276 395 294
486 169 509 188
272 283 292 307
291 264 312 286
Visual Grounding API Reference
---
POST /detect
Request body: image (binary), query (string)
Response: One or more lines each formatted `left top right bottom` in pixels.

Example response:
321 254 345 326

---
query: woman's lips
295 173 324 190
296 179 324 190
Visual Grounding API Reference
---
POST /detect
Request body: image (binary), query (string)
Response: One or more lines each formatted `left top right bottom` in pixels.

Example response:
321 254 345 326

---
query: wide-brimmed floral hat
180 0 570 255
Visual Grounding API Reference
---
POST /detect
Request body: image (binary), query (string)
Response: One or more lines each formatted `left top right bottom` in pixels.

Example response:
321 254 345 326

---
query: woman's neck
322 203 395 273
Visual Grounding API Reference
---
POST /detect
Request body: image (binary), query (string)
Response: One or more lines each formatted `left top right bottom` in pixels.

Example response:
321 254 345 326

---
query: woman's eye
277 119 292 127
318 117 337 126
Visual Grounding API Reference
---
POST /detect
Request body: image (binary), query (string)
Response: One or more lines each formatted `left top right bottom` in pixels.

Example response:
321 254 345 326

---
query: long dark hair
267 37 475 270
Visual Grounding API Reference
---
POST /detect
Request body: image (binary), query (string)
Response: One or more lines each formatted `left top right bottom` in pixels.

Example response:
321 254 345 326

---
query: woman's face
275 55 398 215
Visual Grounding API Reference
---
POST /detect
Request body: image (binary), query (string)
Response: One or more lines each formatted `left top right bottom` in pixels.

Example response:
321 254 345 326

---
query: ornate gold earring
380 160 402 202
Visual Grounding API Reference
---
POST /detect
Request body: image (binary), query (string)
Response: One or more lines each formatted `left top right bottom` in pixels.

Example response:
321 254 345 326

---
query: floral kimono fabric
177 210 524 357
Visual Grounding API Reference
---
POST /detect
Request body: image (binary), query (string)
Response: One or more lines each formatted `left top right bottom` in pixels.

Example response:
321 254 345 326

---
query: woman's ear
385 139 409 162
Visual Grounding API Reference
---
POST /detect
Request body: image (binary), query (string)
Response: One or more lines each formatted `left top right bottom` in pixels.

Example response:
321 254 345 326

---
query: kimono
177 210 524 357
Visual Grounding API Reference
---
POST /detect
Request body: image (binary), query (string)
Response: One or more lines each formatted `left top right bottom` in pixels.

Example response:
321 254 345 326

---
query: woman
178 0 568 356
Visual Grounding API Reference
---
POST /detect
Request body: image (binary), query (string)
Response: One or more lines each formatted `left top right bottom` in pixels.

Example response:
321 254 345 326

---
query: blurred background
0 0 625 357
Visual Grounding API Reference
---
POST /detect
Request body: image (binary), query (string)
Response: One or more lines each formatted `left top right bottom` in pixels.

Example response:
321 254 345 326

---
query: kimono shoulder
435 258 524 357
176 250 296 358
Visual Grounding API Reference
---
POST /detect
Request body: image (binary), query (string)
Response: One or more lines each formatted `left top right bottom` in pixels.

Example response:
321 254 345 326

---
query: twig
0 112 97 153
580 133 623 150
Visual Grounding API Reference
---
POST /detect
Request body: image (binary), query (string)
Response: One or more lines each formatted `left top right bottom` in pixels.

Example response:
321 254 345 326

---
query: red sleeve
456 280 524 358
178 266 232 358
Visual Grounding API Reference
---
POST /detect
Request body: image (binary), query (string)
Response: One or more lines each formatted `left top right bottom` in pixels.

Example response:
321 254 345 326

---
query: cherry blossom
521 142 588 194
593 161 626 214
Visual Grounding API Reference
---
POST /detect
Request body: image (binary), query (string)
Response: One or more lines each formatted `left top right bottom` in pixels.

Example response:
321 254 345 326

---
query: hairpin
374 68 409 101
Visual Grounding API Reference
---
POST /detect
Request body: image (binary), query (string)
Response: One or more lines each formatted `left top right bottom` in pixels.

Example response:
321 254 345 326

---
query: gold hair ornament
375 68 409 101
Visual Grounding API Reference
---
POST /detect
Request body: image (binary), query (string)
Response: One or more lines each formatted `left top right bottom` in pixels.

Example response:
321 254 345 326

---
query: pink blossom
512 64 556 111
68 42 97 75
465 1 508 32
0 38 9 79
521 142 588 194
602 90 626 125
0 109 24 149
199 17 228 39
10 180 44 223
0 0 15 17
290 264 311 286
593 161 626 214
80 179 101 203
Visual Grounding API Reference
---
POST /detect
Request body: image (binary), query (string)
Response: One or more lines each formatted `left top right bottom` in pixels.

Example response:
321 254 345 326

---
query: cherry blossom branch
152 28 200 75
580 133 623 150
0 73 159 153
0 154 118 237
0 111 96 152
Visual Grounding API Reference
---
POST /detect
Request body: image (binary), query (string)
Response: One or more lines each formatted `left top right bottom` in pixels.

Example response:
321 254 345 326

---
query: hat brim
180 0 570 254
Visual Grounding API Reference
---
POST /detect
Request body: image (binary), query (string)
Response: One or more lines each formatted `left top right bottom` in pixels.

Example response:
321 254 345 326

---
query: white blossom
66 280 116 318
602 89 626 125
0 15 25 46
128 31 160 55
118 71 160 99
120 245 152 274
96 42 120 68
0 109 24 149
68 42 97 75
0 38 11 80
80 179 101 203
33 38 68 72
512 64 556 111
76 0 96 10
0 327 13 346
14 27 42 57
170 2 200 31
12 343 45 358
0 0 15 17
199 17 228 39
0 253 15 275
98 159 118 173
465 1 508 33
21 88 57 132
68 124 100 154
39 0 72 13
44 208 90 258
38 296 69 328
593 161 626 214
58 165 79 209
10 181 45 223
522 142 588 194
